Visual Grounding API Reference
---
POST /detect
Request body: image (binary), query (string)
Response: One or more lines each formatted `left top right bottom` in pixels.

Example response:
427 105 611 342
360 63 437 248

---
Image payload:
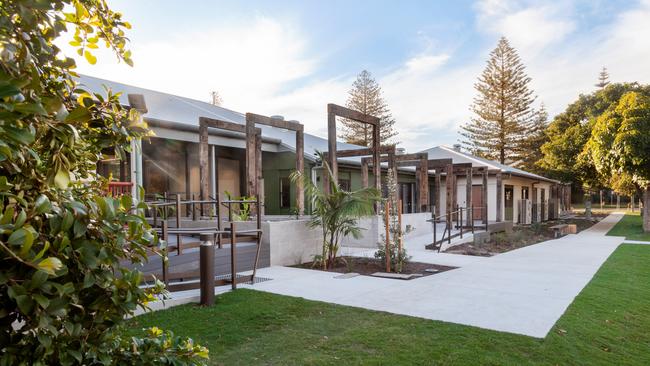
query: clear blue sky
72 0 650 152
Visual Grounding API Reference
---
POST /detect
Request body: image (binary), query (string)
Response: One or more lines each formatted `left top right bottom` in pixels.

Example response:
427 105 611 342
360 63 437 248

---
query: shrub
0 1 207 364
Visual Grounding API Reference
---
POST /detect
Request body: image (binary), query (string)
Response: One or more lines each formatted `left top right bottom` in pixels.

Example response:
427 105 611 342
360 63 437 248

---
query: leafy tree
596 67 610 89
539 83 650 190
461 37 536 164
517 103 549 174
340 70 398 146
291 152 380 269
0 0 207 364
588 91 650 231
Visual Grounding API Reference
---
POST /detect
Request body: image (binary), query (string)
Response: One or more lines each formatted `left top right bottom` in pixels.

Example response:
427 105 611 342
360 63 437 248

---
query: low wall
341 213 433 248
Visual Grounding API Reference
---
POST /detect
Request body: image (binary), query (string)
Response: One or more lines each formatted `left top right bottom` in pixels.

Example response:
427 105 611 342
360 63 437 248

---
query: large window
279 177 291 208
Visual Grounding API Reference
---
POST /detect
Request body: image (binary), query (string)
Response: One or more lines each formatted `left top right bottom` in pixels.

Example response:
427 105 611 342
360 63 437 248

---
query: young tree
340 70 398 146
595 67 610 89
517 104 549 174
588 91 650 231
461 37 536 164
0 1 207 364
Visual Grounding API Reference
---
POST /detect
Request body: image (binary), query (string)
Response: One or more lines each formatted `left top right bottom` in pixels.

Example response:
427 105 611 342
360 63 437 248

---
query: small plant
291 151 381 270
224 191 255 221
374 168 411 273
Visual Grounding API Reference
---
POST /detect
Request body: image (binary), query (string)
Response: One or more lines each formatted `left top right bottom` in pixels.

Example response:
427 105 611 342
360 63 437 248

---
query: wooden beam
361 159 369 188
445 163 454 217
245 113 303 131
296 129 304 215
199 123 209 202
199 116 247 134
427 158 454 170
435 172 441 217
328 103 380 125
326 145 394 158
482 169 488 224
419 155 429 212
496 172 503 222
255 131 262 215
466 167 472 226
372 125 381 192
327 107 337 192
245 120 257 198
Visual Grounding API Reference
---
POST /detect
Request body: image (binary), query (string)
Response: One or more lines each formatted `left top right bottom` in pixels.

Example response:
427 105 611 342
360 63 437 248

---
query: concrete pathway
237 213 626 338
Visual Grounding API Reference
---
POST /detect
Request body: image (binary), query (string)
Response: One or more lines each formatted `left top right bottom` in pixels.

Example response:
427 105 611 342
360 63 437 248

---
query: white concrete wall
266 219 322 266
341 213 433 248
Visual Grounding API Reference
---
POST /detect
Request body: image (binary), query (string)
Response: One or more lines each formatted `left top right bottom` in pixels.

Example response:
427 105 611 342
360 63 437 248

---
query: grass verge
607 213 650 241
127 245 650 365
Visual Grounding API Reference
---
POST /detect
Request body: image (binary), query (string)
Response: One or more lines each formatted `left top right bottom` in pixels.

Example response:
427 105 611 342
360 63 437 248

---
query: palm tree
291 152 381 269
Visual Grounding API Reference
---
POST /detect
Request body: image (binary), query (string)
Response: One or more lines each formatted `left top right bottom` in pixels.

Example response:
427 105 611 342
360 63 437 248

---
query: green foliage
339 70 398 146
0 0 206 364
291 151 381 269
461 37 536 164
223 191 255 221
539 82 650 189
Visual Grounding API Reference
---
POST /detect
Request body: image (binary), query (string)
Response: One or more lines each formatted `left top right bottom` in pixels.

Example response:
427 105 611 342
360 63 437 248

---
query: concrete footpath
239 213 626 338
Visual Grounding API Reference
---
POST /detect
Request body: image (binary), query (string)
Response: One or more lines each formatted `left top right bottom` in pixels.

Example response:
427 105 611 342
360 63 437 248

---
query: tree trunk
584 195 592 219
641 186 650 233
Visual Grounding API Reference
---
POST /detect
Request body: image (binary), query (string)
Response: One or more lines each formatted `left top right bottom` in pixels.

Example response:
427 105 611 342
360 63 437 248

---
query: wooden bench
550 224 577 238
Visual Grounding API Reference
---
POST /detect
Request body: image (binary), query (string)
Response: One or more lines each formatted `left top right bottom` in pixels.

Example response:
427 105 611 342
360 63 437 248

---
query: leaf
84 50 97 65
15 295 33 313
14 102 47 115
37 257 63 276
54 168 70 189
65 106 91 122
8 228 30 246
34 194 52 214
0 83 21 98
18 228 34 256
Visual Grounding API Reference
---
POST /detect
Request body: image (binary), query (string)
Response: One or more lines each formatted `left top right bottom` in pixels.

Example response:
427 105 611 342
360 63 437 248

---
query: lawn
128 245 650 365
606 213 650 241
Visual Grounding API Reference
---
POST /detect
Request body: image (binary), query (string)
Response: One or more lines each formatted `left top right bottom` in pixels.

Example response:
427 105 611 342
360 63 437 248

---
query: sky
64 0 650 152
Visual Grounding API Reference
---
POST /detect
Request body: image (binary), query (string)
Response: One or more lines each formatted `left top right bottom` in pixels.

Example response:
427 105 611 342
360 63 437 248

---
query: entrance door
399 183 414 213
505 185 514 221
471 185 484 220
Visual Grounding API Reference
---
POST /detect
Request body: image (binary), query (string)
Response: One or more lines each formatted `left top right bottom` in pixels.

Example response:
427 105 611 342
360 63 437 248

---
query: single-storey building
83 75 570 226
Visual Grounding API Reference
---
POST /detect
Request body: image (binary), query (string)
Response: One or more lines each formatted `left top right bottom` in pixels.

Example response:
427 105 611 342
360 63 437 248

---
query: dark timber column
435 171 441 217
255 131 263 215
372 125 381 192
496 172 503 222
361 159 369 188
445 164 453 218
482 170 488 223
465 168 472 227
199 123 209 202
419 156 429 212
296 127 305 215
327 106 337 193
245 119 257 197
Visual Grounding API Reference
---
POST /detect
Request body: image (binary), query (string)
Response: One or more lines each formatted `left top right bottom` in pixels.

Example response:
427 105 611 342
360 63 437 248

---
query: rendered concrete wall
266 219 322 266
341 213 433 248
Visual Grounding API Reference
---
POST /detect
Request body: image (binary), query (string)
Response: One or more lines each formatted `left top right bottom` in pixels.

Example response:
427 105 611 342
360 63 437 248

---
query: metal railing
427 206 488 252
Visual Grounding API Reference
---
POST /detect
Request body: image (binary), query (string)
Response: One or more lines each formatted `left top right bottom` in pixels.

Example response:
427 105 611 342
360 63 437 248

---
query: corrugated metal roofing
419 145 558 183
77 74 365 163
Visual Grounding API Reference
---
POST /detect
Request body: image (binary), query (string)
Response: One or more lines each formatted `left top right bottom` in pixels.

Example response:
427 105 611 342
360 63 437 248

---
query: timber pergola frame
245 113 305 215
361 152 432 212
326 103 381 193
198 116 262 210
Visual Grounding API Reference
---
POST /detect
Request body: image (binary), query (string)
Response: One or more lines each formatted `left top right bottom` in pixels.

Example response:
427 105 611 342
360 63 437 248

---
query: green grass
607 213 650 241
128 245 650 365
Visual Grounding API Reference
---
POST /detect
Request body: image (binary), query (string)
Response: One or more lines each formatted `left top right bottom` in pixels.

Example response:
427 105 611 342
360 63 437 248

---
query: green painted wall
262 151 420 215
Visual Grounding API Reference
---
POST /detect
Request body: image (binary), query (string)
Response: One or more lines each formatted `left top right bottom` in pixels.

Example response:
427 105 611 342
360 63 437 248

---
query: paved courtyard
236 213 625 338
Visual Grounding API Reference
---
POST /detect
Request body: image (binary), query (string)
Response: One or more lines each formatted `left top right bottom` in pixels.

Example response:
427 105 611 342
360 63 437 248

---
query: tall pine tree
517 103 549 174
461 37 536 164
595 67 610 89
340 70 398 146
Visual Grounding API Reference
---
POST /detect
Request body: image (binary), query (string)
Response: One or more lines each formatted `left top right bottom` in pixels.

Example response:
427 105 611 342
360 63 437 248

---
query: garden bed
445 215 605 256
293 256 456 279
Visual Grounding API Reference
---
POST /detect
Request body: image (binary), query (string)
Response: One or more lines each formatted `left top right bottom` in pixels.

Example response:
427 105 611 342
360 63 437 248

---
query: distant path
246 213 626 338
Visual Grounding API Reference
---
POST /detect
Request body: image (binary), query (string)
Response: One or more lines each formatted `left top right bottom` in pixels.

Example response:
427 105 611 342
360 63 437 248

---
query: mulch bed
444 215 605 257
294 256 457 279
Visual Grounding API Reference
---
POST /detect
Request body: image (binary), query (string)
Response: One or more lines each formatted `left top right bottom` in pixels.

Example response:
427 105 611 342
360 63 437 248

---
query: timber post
496 172 503 222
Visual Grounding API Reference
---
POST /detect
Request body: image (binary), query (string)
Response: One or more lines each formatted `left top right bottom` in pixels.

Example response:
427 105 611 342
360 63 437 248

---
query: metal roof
77 75 366 163
419 145 559 183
